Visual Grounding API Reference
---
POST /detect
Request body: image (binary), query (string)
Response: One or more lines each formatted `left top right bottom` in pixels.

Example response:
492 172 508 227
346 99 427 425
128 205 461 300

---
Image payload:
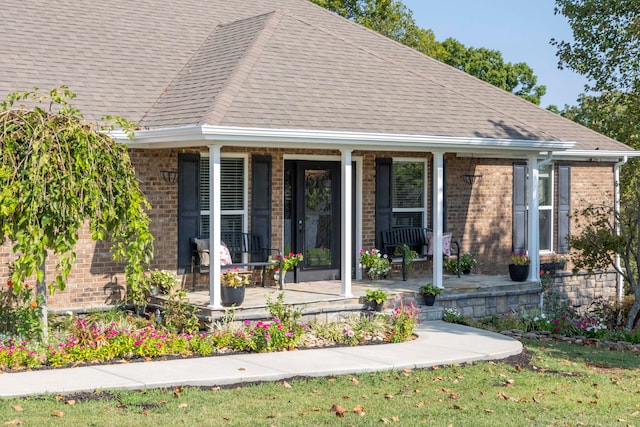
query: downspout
614 156 628 304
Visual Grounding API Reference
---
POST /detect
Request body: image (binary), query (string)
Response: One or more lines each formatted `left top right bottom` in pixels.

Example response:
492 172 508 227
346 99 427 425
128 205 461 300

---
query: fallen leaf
342 395 350 400
384 393 394 399
310 407 321 411
65 400 76 406
441 388 451 393
178 403 188 409
381 418 390 424
238 367 246 371
12 406 23 412
514 364 522 372
631 411 639 417
497 392 511 401
449 393 458 400
142 409 150 415
433 376 443 382
416 402 425 407
55 395 63 401
353 405 365 415
282 381 292 389
485 409 494 414
453 404 465 410
329 404 346 417
51 411 64 417
4 420 22 426
392 415 400 421
351 377 360 385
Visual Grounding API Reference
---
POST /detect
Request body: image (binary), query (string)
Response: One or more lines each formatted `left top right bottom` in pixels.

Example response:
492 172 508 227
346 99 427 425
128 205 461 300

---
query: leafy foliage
567 192 640 329
552 0 640 95
0 87 154 305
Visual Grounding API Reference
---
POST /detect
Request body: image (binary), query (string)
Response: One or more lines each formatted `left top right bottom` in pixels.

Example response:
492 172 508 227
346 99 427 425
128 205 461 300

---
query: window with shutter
392 160 426 227
199 156 247 236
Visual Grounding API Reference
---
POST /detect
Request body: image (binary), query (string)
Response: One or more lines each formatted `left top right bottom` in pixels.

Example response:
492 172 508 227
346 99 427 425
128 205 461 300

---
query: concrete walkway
0 321 521 398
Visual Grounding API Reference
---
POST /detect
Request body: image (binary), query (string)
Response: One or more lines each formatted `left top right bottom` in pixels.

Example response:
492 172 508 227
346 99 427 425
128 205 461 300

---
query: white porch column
527 154 540 282
340 149 353 297
432 151 445 288
208 145 223 308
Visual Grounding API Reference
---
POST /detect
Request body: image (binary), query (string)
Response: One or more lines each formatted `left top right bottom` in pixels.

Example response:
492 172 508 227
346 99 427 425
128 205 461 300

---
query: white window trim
538 163 554 253
392 157 428 228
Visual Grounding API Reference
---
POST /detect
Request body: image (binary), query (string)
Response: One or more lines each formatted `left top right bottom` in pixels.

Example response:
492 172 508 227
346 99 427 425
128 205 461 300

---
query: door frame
282 154 362 281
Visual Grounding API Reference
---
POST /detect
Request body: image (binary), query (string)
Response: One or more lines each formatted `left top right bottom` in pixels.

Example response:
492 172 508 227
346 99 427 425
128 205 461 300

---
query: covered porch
175 273 542 325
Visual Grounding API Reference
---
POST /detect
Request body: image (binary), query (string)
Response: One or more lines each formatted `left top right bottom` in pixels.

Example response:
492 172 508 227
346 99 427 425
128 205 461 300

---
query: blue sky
402 0 588 108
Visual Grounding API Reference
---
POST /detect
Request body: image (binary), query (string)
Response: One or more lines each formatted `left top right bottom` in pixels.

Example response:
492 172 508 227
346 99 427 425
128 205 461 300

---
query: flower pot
369 301 384 312
541 261 566 272
508 264 529 282
422 294 437 306
221 286 245 307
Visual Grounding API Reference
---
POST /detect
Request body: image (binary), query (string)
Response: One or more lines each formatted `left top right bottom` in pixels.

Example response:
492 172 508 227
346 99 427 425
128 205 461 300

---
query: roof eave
109 125 575 153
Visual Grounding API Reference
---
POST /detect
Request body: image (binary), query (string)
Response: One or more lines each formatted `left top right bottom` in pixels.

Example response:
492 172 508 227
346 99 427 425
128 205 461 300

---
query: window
538 163 553 252
513 162 558 254
392 160 426 227
199 156 247 235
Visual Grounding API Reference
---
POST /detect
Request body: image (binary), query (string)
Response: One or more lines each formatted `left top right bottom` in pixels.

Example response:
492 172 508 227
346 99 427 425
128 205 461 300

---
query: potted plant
508 252 530 282
365 288 388 312
541 255 567 273
270 252 304 284
419 283 442 306
220 267 249 307
359 248 391 280
445 253 477 275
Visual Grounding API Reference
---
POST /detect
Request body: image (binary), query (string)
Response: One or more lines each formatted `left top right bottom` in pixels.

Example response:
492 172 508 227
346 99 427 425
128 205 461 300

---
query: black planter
221 286 245 307
508 264 529 282
369 301 384 312
422 294 437 306
541 261 566 272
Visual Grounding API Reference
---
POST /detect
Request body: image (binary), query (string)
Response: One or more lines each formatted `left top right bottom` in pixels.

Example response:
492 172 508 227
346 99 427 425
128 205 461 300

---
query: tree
310 0 546 104
0 87 154 332
551 1 640 152
568 189 640 329
439 38 546 105
552 0 640 95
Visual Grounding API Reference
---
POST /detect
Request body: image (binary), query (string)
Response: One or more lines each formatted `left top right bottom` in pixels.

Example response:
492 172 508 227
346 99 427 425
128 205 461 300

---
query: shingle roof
0 0 633 152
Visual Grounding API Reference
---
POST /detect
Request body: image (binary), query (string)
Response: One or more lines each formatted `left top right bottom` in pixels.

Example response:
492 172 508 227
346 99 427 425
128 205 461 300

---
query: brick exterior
0 148 619 311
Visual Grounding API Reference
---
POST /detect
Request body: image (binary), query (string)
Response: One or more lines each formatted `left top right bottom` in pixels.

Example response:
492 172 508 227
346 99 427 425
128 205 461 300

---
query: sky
402 0 588 108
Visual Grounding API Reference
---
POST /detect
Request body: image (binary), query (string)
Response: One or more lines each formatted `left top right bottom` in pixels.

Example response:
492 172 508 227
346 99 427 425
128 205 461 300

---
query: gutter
614 156 628 304
108 125 576 153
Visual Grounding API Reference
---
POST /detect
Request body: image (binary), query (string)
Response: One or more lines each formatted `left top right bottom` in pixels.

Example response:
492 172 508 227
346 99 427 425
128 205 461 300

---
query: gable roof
0 0 635 155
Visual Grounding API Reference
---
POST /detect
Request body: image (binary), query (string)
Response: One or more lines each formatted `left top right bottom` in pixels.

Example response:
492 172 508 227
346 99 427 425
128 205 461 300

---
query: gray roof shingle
0 0 633 152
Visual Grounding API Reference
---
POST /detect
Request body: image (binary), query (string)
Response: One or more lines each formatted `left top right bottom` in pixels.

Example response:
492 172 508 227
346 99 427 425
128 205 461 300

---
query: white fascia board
551 149 640 161
109 125 575 153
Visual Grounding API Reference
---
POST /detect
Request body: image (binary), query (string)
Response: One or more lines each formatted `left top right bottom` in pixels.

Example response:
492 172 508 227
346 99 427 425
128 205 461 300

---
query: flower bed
0 296 420 371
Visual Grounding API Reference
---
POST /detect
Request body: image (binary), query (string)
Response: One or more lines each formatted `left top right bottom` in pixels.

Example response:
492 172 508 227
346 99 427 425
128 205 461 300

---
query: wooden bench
380 227 460 280
191 232 283 290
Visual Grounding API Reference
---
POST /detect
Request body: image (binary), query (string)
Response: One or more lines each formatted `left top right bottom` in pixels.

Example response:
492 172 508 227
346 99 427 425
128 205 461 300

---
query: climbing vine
0 87 154 305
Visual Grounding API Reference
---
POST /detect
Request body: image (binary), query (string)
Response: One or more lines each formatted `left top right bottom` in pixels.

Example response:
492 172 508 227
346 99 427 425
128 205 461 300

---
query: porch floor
178 273 541 324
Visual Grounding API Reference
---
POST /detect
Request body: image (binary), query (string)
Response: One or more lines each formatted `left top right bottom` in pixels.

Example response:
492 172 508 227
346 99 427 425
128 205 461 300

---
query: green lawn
1 339 639 426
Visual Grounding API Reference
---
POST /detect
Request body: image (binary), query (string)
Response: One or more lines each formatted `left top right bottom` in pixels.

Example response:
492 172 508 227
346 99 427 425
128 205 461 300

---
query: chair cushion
194 238 210 267
427 232 452 256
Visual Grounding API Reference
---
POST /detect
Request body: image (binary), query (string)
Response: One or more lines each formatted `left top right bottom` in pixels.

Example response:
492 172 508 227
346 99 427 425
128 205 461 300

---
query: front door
285 161 341 281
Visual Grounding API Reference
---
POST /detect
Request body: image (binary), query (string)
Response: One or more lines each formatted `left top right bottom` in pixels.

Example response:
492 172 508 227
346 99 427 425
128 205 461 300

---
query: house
1 0 637 311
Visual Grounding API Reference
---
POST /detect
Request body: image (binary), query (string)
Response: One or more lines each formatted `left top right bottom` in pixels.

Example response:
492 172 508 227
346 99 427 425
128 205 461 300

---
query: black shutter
178 153 200 272
513 162 527 253
375 158 393 249
251 155 272 261
557 163 571 253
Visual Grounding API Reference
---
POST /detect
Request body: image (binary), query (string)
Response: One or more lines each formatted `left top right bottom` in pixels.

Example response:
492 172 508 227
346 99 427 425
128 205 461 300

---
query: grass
1 339 638 426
